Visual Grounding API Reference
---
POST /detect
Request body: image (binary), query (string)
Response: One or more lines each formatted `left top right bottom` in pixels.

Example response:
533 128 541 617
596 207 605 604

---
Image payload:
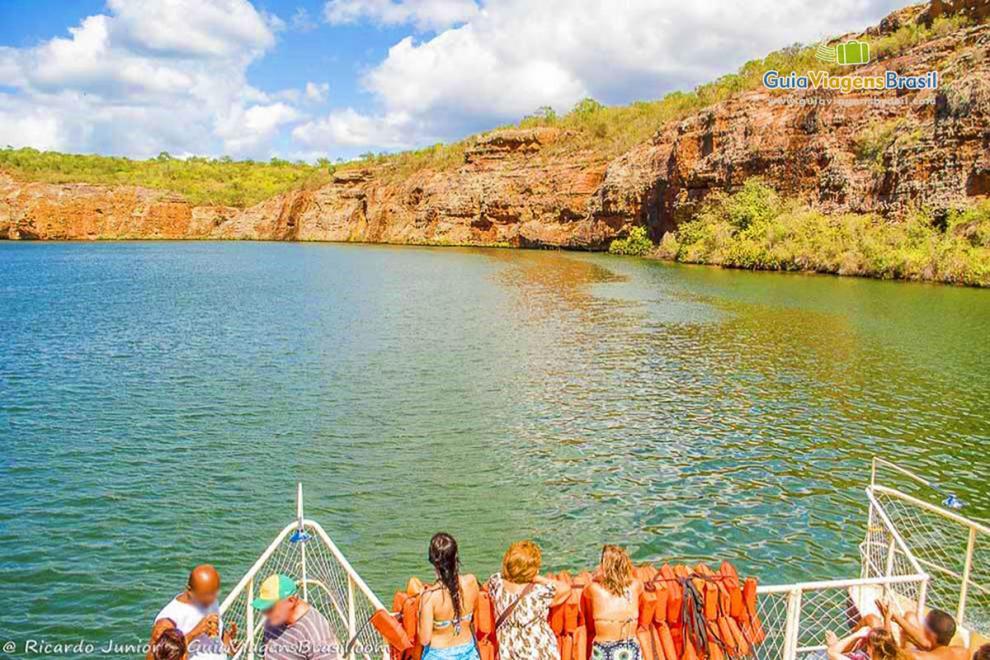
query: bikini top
592 587 637 629
433 612 474 631
426 584 474 634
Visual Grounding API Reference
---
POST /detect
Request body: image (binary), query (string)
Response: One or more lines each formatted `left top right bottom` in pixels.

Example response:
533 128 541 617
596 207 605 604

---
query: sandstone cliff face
611 14 990 238
0 174 233 240
2 1 989 248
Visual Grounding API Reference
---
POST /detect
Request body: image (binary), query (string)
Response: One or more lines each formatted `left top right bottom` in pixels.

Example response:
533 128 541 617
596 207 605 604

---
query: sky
0 0 911 162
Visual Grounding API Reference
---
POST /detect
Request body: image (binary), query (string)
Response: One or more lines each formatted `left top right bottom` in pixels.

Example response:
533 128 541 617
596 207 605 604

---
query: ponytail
429 532 462 622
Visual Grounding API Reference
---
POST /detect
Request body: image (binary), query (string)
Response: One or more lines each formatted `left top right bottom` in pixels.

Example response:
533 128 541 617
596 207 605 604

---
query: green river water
1 241 988 652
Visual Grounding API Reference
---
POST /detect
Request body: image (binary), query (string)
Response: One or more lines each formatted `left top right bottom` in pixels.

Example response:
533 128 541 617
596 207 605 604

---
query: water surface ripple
1 242 988 649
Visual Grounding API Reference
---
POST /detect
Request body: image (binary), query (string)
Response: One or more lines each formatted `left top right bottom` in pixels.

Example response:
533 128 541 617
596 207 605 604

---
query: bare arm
826 629 869 660
223 621 239 655
891 611 932 651
535 575 571 607
417 592 435 646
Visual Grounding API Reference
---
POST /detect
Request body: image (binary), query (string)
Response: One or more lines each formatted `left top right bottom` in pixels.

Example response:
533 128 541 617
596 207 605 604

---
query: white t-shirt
155 596 227 660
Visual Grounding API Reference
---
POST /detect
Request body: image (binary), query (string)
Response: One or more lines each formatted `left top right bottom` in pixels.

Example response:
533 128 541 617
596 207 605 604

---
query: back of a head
865 628 910 660
186 564 220 594
972 643 990 660
429 532 462 619
153 628 186 660
502 540 541 583
599 544 633 597
429 532 459 574
926 609 957 647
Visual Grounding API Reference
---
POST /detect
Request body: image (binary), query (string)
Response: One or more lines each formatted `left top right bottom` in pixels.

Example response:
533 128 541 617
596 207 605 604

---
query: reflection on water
0 242 988 650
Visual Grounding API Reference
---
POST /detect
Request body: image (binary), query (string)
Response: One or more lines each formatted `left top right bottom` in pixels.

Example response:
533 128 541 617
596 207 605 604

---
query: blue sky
0 0 908 161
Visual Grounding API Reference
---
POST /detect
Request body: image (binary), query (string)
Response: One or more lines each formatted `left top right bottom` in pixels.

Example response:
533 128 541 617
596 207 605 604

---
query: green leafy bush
874 15 971 59
664 179 990 286
609 226 654 256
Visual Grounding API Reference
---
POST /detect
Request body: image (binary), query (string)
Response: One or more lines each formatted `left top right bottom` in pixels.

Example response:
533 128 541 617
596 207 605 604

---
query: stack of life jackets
385 562 764 660
627 561 766 660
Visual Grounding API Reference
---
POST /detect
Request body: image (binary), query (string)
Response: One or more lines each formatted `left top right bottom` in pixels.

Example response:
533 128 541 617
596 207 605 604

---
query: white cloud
323 0 479 31
305 82 330 103
216 102 303 154
0 0 306 159
292 108 416 150
106 0 275 58
0 97 62 151
300 0 908 153
3 0 918 159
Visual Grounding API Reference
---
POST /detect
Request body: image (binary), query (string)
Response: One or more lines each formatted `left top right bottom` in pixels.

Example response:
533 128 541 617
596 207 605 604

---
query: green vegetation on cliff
608 226 655 256
657 180 990 286
0 148 330 207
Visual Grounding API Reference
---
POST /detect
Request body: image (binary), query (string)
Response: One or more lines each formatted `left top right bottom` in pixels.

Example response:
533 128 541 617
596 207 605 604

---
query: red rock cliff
2 1 988 248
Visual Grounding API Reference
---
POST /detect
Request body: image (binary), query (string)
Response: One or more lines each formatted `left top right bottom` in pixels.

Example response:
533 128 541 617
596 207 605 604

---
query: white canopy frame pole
298 483 309 602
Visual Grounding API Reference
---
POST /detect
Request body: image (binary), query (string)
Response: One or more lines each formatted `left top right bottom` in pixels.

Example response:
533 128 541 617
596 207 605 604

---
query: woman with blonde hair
487 540 571 659
587 545 643 660
826 627 912 660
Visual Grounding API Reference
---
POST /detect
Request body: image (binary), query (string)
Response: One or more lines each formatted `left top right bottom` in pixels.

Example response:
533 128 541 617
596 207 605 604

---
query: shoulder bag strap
494 582 537 631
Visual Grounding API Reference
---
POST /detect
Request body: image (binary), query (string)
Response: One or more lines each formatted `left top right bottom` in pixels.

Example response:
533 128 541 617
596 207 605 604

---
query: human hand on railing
223 622 240 655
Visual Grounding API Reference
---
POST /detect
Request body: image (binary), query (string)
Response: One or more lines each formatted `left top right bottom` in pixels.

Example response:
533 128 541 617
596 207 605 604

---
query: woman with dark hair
587 545 643 660
418 532 481 660
152 627 187 660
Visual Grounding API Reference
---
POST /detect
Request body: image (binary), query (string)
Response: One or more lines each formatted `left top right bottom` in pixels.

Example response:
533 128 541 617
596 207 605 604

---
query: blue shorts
422 641 481 660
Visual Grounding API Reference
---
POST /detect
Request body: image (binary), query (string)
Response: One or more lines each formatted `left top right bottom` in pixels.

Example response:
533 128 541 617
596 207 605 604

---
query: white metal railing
219 485 390 660
869 458 990 637
751 467 930 660
215 460 987 660
754 574 929 658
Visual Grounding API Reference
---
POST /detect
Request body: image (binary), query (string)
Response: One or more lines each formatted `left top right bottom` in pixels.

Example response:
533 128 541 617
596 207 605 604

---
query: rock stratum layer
2 2 989 248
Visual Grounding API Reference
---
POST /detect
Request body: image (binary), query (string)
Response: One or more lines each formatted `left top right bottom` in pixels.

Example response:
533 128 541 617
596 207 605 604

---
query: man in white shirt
148 564 237 660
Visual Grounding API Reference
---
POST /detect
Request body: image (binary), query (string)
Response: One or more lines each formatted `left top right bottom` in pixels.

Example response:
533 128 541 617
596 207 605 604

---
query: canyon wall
2 2 988 248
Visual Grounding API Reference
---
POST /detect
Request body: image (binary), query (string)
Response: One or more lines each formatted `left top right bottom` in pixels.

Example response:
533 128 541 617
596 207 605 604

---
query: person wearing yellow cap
254 574 339 659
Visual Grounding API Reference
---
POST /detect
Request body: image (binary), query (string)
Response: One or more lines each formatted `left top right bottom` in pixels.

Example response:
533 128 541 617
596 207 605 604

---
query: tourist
877 601 969 660
418 532 481 660
487 540 571 659
826 627 911 660
149 565 235 660
254 573 339 659
152 628 188 660
972 644 990 660
587 545 643 660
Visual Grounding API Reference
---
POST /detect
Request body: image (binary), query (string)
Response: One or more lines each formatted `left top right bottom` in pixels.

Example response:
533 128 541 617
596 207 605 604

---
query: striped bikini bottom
592 639 642 660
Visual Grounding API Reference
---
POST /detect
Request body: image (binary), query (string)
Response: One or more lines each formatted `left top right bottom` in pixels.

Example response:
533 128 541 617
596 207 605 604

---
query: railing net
870 485 990 635
751 574 928 659
747 478 929 659
221 522 387 660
